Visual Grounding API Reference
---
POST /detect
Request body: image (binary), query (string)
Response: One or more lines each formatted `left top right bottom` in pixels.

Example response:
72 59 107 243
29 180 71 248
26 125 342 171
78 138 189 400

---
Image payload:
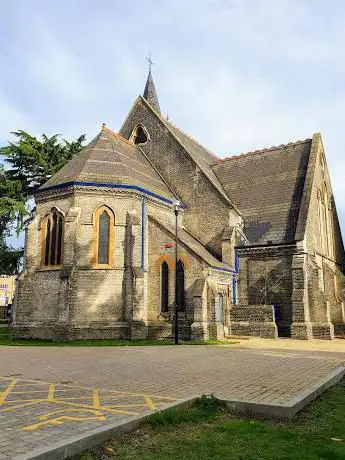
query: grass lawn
73 380 345 460
0 329 236 347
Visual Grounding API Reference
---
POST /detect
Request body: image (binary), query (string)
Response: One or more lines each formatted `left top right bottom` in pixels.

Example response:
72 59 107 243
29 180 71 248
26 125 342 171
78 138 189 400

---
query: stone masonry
12 71 345 341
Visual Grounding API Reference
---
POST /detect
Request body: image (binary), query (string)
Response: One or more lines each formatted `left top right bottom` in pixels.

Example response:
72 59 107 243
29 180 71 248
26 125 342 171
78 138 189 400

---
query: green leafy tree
1 131 86 195
0 166 26 273
0 131 85 273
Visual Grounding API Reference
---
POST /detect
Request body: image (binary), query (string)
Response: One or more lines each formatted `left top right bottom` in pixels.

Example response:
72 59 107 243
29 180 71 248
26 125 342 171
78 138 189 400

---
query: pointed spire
143 67 161 113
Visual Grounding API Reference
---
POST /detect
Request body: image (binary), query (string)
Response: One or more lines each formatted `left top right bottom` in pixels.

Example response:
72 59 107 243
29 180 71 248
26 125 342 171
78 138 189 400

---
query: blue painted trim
232 248 240 305
232 274 237 305
37 180 178 206
235 248 240 273
211 266 234 273
141 197 146 272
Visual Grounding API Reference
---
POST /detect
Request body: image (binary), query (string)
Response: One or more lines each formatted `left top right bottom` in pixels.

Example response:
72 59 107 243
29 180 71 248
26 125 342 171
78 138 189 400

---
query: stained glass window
161 261 169 312
98 211 110 264
44 218 51 265
176 260 185 311
43 209 64 266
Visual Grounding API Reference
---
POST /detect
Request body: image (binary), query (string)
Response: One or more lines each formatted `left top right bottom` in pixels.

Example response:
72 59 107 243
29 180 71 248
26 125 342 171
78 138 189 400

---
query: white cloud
2 0 345 239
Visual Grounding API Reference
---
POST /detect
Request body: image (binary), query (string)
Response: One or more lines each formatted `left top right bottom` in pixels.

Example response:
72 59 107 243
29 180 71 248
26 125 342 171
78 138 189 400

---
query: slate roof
149 216 232 271
139 96 236 209
39 126 176 201
211 140 312 245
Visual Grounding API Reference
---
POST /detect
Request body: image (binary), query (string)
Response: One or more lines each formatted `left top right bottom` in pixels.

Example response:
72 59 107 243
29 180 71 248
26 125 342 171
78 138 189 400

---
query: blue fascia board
211 266 235 274
37 180 183 207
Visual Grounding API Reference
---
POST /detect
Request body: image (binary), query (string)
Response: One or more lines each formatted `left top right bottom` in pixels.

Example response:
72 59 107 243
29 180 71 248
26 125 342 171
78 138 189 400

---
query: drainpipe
141 197 146 272
232 248 239 305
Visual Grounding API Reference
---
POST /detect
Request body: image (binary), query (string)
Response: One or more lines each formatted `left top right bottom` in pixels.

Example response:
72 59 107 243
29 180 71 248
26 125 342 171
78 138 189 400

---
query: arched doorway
176 260 185 311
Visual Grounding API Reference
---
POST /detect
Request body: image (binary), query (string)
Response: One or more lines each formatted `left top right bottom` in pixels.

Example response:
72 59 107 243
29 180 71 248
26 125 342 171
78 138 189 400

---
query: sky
1 0 345 247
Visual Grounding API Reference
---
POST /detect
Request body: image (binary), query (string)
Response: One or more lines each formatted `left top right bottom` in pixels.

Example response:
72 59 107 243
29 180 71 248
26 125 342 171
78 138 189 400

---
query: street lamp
173 201 181 345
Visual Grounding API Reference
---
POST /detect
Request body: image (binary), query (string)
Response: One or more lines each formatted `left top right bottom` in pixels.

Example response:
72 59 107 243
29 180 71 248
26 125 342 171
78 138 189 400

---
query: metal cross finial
146 53 154 72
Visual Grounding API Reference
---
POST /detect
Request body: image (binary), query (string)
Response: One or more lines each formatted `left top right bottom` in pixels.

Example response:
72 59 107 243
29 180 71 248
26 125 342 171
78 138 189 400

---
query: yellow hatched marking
24 409 106 431
0 378 17 406
52 399 138 416
2 378 177 401
11 390 50 394
5 398 51 403
92 389 100 409
47 384 55 402
143 395 156 410
41 396 93 401
0 400 47 412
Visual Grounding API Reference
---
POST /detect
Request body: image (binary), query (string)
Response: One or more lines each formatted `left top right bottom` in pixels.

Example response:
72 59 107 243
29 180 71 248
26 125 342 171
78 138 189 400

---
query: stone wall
237 246 293 337
120 98 238 260
230 304 277 338
301 135 345 336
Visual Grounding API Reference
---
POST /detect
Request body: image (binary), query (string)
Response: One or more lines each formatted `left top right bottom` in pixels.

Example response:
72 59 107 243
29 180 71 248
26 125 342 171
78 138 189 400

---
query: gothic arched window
42 208 64 266
161 261 169 313
130 124 149 145
176 260 185 312
92 206 115 267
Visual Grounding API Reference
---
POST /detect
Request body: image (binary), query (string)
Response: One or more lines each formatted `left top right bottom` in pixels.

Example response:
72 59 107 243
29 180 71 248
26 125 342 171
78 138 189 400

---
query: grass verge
0 332 237 347
73 381 345 460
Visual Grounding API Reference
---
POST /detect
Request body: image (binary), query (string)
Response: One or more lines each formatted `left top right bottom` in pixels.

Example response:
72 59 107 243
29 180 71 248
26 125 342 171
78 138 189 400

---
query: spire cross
146 53 154 72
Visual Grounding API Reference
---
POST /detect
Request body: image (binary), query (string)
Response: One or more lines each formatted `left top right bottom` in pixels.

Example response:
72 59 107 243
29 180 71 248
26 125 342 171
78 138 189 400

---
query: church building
12 71 345 341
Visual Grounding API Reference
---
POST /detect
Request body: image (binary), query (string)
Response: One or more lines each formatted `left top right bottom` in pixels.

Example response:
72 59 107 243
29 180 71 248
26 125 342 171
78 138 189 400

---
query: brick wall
120 99 236 259
237 248 293 336
230 304 277 338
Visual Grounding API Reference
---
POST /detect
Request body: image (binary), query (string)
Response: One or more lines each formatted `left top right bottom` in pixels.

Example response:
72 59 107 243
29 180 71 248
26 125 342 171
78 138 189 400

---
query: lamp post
173 201 180 345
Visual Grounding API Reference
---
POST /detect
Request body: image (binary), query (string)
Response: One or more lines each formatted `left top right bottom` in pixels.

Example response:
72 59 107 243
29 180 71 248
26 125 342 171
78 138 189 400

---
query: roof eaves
149 215 230 269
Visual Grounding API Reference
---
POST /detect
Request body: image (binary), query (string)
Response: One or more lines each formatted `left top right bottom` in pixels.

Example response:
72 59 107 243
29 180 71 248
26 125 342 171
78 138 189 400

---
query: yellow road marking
0 378 17 406
92 389 100 409
52 399 138 416
11 390 54 394
1 377 177 401
0 400 47 412
0 376 178 432
143 395 156 410
24 412 106 431
47 384 55 402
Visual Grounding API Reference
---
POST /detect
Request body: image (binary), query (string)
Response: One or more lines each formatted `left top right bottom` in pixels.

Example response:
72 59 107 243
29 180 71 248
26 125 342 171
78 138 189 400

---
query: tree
0 131 85 273
0 166 26 273
1 131 86 195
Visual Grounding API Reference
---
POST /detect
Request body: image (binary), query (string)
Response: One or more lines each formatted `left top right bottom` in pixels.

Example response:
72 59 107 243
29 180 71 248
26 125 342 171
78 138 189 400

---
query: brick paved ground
0 340 344 459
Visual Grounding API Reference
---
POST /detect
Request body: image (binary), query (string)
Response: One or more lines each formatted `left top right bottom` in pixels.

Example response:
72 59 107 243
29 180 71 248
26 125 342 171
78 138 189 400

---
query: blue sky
1 0 345 247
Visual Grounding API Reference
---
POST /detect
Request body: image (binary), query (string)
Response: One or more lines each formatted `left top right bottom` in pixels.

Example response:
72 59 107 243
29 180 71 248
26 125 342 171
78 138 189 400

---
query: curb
220 365 345 420
13 366 345 459
14 396 198 460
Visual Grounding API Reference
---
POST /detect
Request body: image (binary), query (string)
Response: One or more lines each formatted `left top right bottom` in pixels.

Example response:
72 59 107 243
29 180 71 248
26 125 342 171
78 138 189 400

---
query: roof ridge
165 119 218 159
213 138 312 164
102 126 137 148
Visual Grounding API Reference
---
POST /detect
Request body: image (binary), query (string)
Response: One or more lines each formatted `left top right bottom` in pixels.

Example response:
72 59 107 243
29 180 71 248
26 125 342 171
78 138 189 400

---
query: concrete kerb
13 396 198 460
285 365 345 418
220 365 345 420
13 366 345 460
